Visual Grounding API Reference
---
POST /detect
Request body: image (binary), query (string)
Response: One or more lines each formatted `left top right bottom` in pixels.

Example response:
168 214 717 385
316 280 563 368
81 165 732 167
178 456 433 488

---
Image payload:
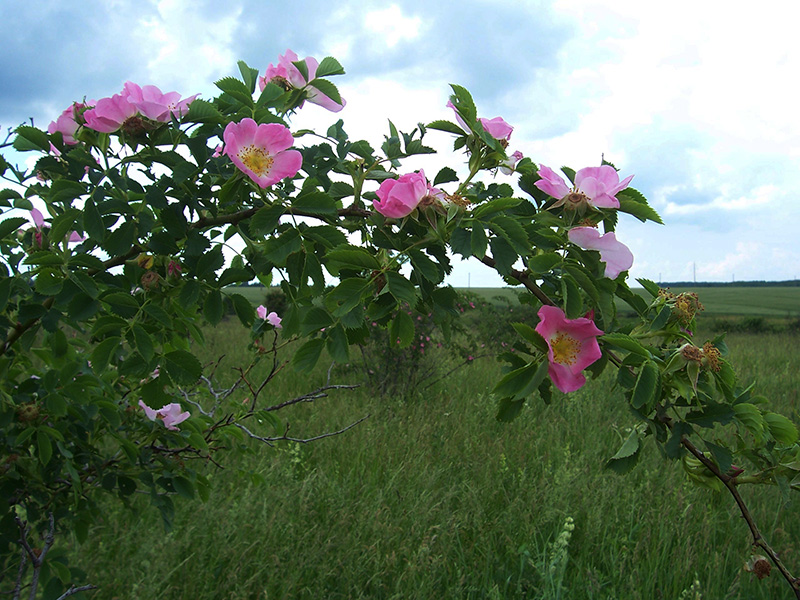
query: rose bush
1 51 800 597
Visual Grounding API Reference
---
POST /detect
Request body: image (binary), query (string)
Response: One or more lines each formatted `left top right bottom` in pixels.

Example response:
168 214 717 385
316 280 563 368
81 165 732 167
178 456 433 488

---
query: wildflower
223 119 302 188
373 170 430 218
139 400 190 431
478 116 513 143
568 226 633 279
259 49 345 112
121 81 197 122
48 102 90 145
535 164 633 209
535 305 603 393
82 94 139 133
256 304 282 328
500 150 524 175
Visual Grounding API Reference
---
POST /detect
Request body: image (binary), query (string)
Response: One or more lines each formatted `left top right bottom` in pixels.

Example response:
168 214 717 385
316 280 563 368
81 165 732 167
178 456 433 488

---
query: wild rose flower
48 102 89 145
30 208 85 243
535 164 633 209
82 94 139 133
256 305 282 328
478 116 513 142
500 150 524 175
568 226 633 279
122 81 197 122
139 400 190 431
373 170 430 218
222 119 302 188
259 49 345 112
535 305 603 393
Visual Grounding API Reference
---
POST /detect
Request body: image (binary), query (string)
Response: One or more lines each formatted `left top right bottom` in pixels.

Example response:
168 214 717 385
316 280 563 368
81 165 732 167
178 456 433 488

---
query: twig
264 384 360 412
681 437 800 597
55 585 98 600
236 414 370 445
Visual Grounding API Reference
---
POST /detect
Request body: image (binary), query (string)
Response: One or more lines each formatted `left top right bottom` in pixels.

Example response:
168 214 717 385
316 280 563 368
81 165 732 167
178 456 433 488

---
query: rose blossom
122 81 197 122
373 170 430 218
568 226 634 279
138 400 190 431
256 305 282 328
535 305 603 393
48 102 90 145
499 150 524 175
222 119 302 188
535 164 634 209
259 49 345 112
82 94 139 133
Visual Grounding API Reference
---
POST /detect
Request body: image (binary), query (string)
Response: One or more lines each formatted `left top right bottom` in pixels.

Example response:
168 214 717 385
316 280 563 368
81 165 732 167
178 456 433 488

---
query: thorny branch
681 437 800 598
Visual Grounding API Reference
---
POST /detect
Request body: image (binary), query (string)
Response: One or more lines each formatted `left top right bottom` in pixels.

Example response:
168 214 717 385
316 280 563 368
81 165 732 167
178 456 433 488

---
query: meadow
69 287 800 599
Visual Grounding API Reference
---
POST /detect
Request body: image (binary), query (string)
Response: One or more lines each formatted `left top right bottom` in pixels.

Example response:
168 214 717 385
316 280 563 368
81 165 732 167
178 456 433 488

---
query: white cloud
363 4 423 49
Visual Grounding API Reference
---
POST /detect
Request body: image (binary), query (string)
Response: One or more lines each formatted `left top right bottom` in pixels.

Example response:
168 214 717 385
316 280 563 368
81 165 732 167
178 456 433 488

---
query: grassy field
235 285 800 317
68 312 800 599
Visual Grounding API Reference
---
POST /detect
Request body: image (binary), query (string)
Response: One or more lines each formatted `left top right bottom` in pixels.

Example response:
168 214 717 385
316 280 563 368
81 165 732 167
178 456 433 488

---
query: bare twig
236 414 370 445
55 585 98 600
264 384 360 412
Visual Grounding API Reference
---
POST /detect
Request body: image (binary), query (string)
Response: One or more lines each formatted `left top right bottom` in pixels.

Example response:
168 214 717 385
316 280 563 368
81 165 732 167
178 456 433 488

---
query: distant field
229 285 800 317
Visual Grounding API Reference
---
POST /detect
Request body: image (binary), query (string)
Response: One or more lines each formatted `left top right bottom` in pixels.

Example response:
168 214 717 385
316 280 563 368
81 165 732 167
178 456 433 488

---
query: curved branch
478 255 555 306
681 437 800 597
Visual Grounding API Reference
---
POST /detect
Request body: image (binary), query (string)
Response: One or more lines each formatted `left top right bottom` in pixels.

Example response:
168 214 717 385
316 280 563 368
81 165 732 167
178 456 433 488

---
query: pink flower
256 304 282 328
30 208 85 243
535 305 603 393
535 164 634 209
223 119 302 188
82 94 139 133
48 102 89 145
122 81 197 122
373 170 429 218
259 49 345 112
500 150 524 175
139 400 190 431
478 116 513 142
568 227 633 279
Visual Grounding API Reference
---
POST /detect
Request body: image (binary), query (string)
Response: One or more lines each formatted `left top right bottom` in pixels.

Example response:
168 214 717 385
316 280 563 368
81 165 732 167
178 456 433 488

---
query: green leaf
172 476 195 499
292 338 325 373
214 76 254 107
618 194 663 224
263 229 301 265
470 225 487 258
163 350 202 385
636 278 661 298
606 429 642 474
34 268 64 296
390 310 415 348
13 126 50 152
237 60 260 92
448 84 477 124
292 191 338 216
732 403 766 440
472 197 522 220
37 429 53 465
630 360 659 411
601 333 652 358
185 98 226 123
300 307 334 335
511 322 549 354
493 360 549 401
325 278 371 316
385 271 418 305
250 204 285 235
90 337 121 372
103 292 140 318
764 412 799 445
203 290 223 325
325 245 381 271
132 324 154 362
83 199 105 241
315 56 345 77
433 167 459 186
426 120 466 136
325 324 350 363
229 292 256 327
562 275 583 319
217 267 254 287
528 252 562 274
0 217 29 240
409 249 441 283
307 79 343 105
496 397 526 422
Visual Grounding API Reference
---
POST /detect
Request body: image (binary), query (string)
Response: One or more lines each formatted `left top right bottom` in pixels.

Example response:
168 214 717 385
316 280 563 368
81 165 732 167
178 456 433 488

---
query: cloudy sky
2 0 799 286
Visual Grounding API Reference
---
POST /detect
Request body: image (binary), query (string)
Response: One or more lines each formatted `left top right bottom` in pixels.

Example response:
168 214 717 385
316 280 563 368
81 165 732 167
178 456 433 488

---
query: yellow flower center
239 145 274 177
551 333 580 366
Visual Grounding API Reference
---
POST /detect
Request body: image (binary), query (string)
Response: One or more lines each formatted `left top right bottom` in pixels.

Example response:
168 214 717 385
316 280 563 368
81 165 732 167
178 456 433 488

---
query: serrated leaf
426 120 466 135
385 271 418 305
0 217 29 240
511 322 549 353
315 56 345 78
292 338 325 373
606 429 642 474
90 336 121 372
203 290 223 325
433 167 459 186
496 397 526 422
528 252 562 274
631 360 659 410
214 76 254 107
229 292 256 327
37 430 53 465
601 333 652 358
472 197 522 220
325 245 381 271
325 278 371 316
470 225 487 258
132 324 154 362
292 191 338 216
390 310 414 348
619 196 663 224
307 79 342 105
164 350 202 385
764 412 799 445
13 126 50 152
493 360 549 401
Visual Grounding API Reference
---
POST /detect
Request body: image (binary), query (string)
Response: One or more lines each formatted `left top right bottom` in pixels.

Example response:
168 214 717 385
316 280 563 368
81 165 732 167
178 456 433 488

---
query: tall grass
70 326 800 599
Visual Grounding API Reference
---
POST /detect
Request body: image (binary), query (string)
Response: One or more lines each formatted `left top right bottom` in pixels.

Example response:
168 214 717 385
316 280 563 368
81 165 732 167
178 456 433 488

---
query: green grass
68 324 800 599
230 285 800 317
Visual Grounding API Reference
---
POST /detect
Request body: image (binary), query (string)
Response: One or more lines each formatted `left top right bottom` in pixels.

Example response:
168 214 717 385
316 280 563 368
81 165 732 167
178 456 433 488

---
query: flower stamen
550 333 580 366
239 145 274 177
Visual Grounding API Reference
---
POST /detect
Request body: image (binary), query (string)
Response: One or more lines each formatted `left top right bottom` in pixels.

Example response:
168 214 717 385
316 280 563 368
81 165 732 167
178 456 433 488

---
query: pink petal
479 116 513 141
30 208 45 229
568 227 633 279
534 165 571 199
139 399 158 421
253 123 295 154
256 305 267 320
